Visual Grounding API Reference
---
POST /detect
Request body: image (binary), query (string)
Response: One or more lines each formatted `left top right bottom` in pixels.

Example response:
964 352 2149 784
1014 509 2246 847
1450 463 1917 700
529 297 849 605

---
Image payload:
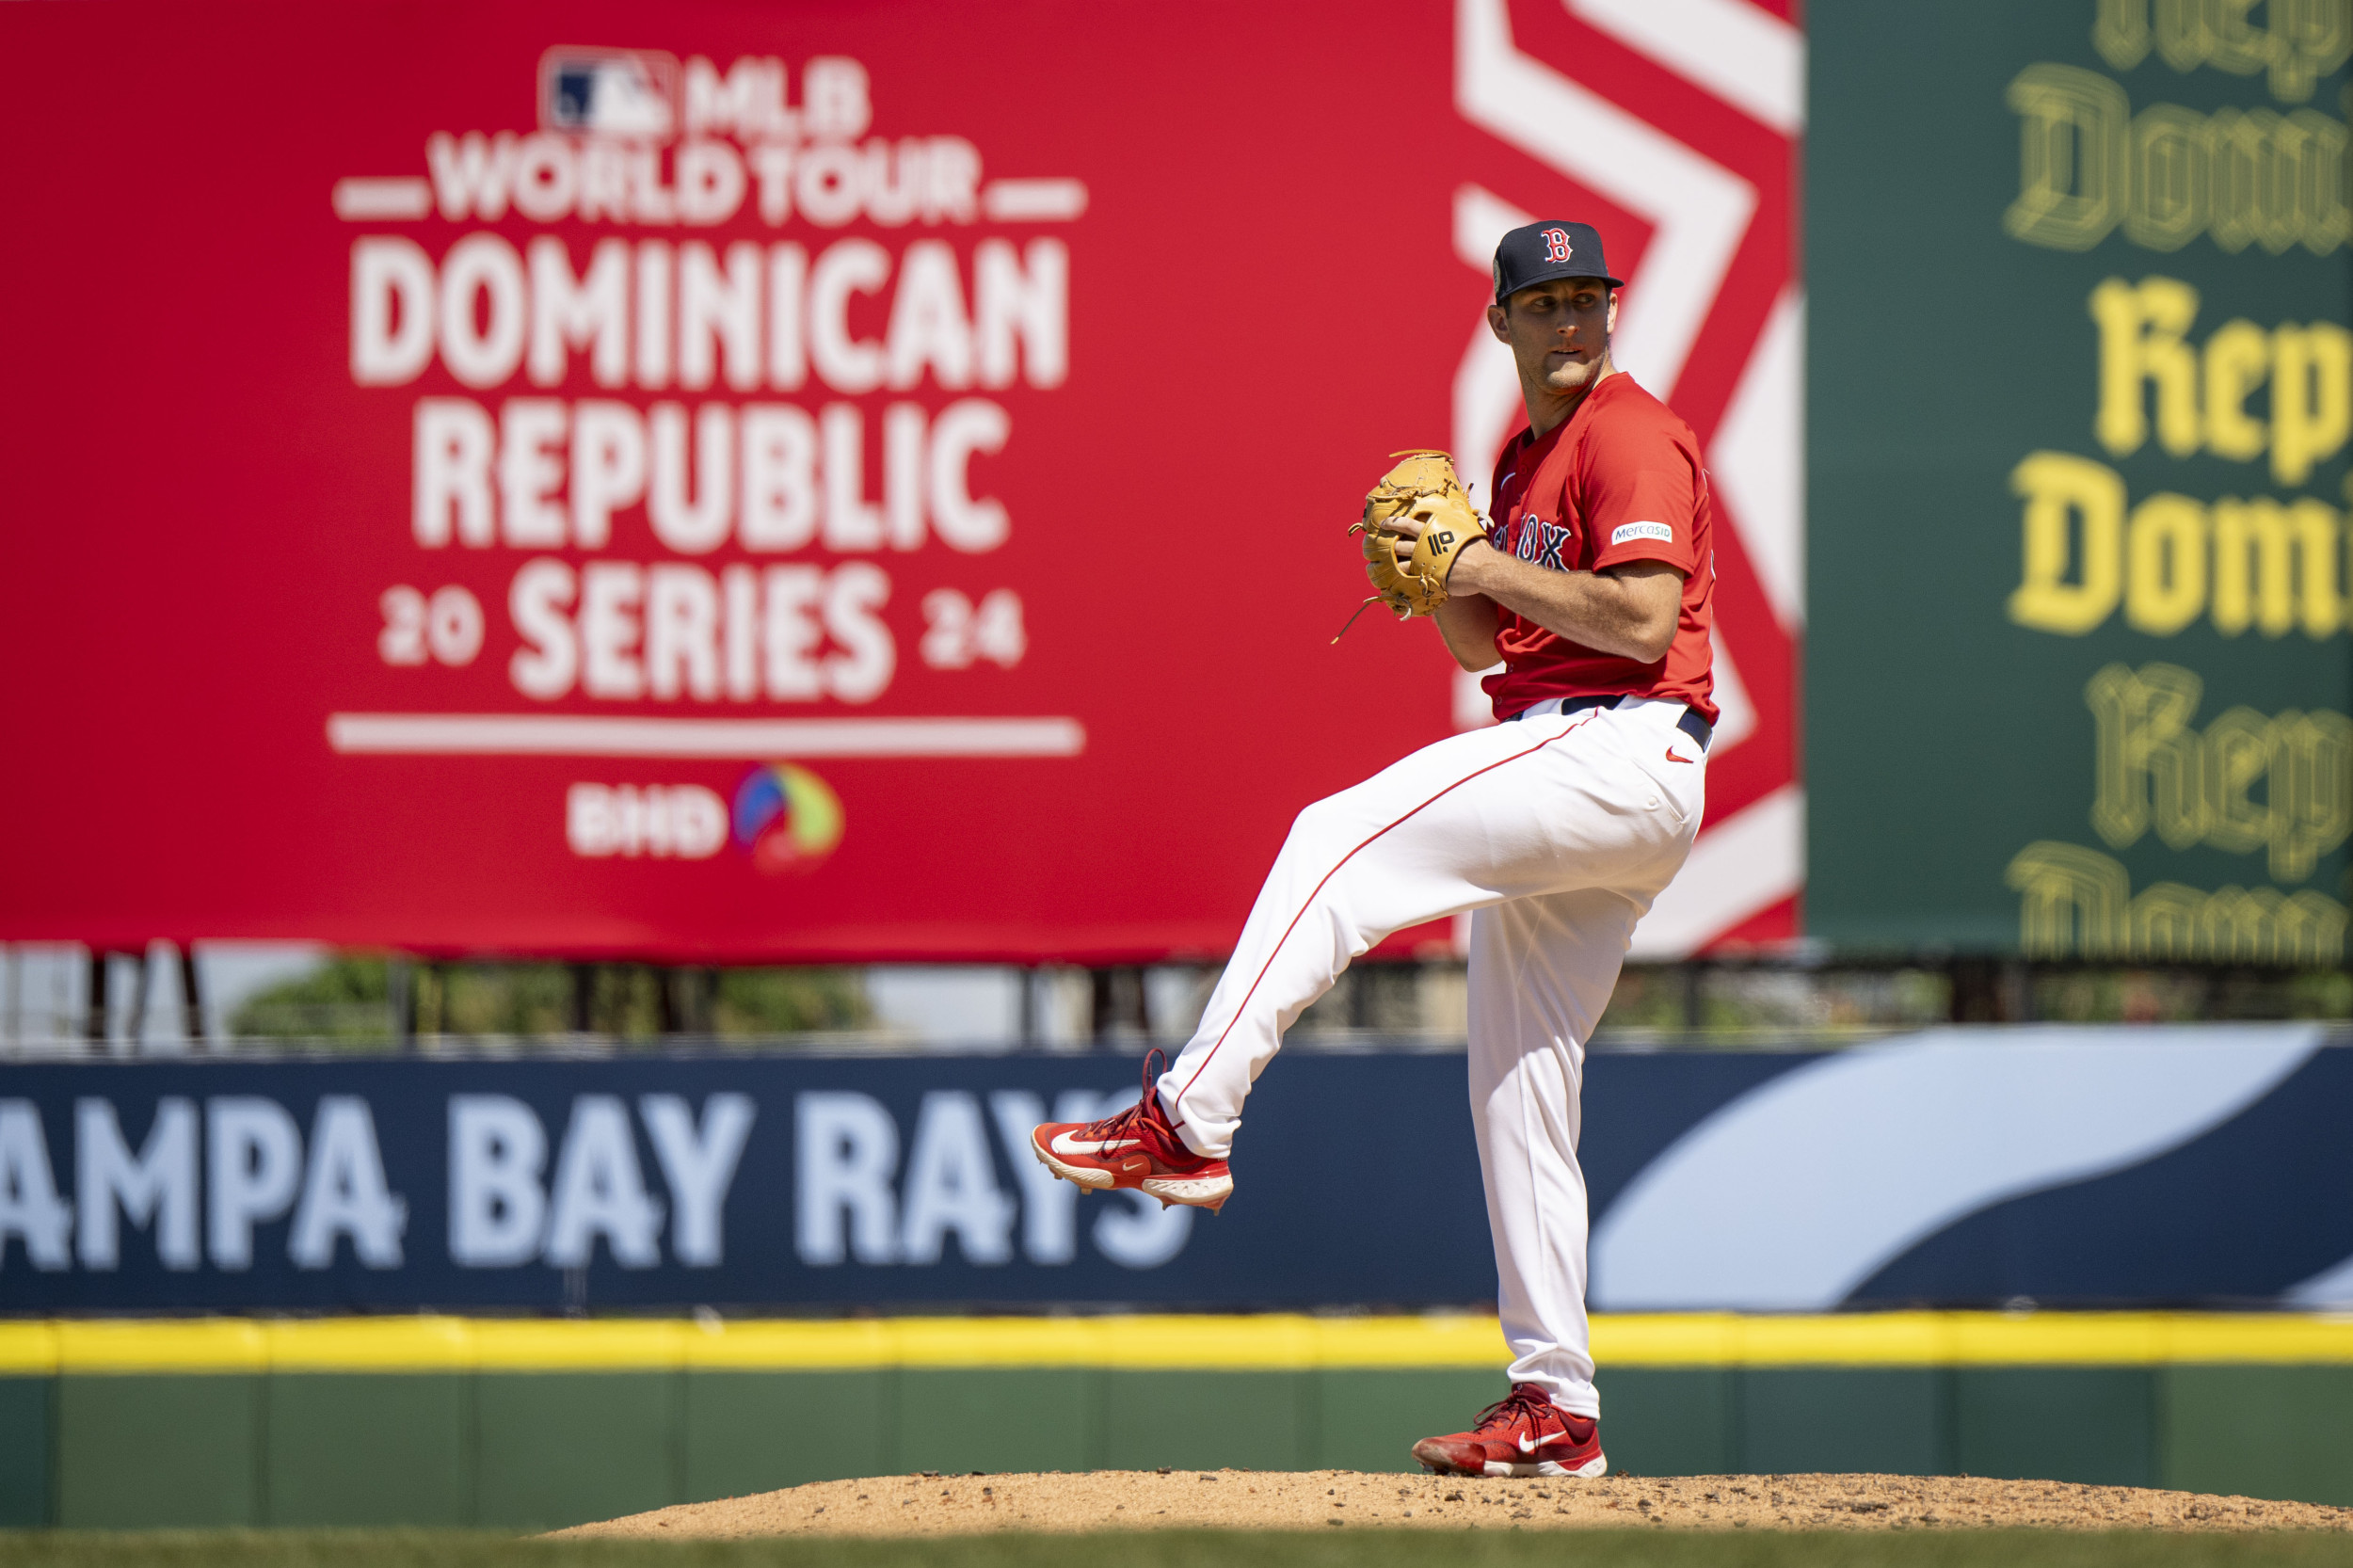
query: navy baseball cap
1492 220 1622 302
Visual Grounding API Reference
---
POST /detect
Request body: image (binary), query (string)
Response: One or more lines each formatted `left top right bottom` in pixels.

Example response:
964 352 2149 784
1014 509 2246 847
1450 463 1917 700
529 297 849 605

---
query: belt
1504 695 1712 752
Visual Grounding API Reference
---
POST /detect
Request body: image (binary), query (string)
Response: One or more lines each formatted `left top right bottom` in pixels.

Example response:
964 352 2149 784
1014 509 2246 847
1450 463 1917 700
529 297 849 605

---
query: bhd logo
733 764 844 874
1542 227 1576 263
567 784 727 859
539 48 680 136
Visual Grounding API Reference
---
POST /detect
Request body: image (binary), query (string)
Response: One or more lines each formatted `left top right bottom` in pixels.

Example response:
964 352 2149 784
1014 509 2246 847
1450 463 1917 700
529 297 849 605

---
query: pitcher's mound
557 1469 2353 1538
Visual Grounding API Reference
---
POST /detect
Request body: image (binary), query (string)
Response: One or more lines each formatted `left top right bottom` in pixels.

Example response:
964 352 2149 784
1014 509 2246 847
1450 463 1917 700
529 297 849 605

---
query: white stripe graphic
981 179 1089 221
1567 0 1806 135
1457 0 1757 402
1591 1026 2325 1310
326 713 1086 759
331 177 433 220
1709 285 1807 632
1702 622 1756 754
1450 184 1539 504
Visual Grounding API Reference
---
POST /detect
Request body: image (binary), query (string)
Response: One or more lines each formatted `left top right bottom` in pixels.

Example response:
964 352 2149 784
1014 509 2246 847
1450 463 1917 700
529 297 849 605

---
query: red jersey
1480 373 1719 724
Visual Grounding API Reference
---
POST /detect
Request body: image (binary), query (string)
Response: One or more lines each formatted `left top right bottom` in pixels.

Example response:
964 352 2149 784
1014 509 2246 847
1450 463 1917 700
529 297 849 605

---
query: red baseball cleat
1030 1048 1234 1212
1411 1384 1607 1478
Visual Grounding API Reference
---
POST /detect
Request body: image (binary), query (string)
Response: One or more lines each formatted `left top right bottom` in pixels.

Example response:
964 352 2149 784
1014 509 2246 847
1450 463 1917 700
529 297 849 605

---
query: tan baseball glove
1347 450 1485 623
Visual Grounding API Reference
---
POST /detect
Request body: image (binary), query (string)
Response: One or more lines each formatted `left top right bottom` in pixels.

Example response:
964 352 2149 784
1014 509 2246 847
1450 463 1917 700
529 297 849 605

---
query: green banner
1809 0 2352 961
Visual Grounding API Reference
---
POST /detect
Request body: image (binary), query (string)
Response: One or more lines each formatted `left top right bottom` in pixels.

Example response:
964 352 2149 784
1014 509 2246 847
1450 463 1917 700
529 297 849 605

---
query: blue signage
0 1027 2345 1313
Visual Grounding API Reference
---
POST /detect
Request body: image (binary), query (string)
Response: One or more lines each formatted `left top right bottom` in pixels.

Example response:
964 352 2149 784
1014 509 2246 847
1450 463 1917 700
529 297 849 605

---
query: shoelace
1474 1384 1559 1437
1078 1047 1175 1141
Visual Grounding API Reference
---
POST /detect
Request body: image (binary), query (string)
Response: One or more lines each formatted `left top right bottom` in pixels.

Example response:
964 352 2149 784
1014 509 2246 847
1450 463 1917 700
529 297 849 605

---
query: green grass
3 1533 2353 1568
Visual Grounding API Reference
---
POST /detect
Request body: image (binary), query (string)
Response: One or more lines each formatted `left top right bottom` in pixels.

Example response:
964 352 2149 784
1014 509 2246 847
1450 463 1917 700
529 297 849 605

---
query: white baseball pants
1156 696 1707 1416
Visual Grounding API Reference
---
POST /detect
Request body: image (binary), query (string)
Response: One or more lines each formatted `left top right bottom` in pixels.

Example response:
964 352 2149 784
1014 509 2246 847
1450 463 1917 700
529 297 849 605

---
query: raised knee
1287 793 1352 845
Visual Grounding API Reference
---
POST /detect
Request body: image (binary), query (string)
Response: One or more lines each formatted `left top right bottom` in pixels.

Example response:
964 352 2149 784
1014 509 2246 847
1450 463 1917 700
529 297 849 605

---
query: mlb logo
539 47 680 136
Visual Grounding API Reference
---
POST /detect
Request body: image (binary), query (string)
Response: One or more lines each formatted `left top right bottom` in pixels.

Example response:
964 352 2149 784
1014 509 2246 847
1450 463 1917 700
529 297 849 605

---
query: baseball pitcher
1032 221 1717 1480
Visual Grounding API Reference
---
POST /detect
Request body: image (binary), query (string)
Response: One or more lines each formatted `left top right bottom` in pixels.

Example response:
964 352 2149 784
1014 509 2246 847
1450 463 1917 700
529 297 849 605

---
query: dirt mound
558 1469 2353 1538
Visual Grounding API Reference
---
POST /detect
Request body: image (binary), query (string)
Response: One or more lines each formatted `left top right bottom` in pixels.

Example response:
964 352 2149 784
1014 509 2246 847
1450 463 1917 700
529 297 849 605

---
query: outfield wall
7 1030 2352 1314
3 1314 2350 1529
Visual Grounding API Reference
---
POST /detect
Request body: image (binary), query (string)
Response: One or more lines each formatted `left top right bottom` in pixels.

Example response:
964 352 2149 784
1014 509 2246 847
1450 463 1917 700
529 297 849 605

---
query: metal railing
1 945 2345 1060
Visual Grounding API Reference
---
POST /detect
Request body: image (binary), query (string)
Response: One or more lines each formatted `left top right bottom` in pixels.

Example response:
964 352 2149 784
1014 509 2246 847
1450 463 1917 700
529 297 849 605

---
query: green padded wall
10 1363 2353 1528
2161 1366 2353 1507
56 1375 263 1528
0 1379 50 1529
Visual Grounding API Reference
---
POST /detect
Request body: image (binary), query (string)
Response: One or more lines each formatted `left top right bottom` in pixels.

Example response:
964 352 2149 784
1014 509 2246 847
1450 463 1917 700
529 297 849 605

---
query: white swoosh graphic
1590 1026 2323 1311
1049 1131 1138 1157
2284 1253 2353 1306
1567 0 1805 136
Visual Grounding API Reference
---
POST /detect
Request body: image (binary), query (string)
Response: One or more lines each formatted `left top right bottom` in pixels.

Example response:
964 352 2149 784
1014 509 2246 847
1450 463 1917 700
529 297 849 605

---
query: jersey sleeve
1583 416 1702 575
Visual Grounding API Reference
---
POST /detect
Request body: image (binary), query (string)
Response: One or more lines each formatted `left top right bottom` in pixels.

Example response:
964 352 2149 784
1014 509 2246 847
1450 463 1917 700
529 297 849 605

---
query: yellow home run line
3 1312 2351 1375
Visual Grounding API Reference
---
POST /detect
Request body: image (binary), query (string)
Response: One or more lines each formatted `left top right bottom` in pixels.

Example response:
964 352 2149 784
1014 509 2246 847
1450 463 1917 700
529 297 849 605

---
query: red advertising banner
0 0 1800 962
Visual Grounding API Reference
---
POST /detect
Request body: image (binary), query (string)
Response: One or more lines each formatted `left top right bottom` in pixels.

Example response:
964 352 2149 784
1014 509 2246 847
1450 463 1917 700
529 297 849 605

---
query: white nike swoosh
1050 1131 1141 1157
1516 1432 1570 1453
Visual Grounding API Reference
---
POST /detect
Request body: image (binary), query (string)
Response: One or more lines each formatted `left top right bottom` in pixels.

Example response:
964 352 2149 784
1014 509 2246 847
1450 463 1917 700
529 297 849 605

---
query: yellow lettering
2155 0 2217 72
2144 0 2353 102
2206 0 2278 80
2271 710 2353 879
2271 321 2352 485
2198 885 2346 962
2130 879 2207 958
2125 491 2210 633
2087 660 2207 847
2009 452 2126 633
2212 497 2301 633
2204 706 2278 852
2009 840 2349 961
2268 0 2352 100
2290 497 2344 634
2019 75 2347 255
2210 106 2309 252
2092 277 2203 456
2084 664 2353 877
2096 0 2154 70
2086 279 2351 479
2006 841 2131 956
2291 107 2352 253
2005 65 2131 250
2203 320 2273 460
2124 106 2213 248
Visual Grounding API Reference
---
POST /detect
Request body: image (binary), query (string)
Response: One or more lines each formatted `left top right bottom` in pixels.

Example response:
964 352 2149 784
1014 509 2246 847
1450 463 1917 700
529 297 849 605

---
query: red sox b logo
1542 227 1574 262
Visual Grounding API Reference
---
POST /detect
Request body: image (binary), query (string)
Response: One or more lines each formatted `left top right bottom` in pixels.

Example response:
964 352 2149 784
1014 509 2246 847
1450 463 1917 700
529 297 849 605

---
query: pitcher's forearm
1434 594 1502 671
1449 547 1679 663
